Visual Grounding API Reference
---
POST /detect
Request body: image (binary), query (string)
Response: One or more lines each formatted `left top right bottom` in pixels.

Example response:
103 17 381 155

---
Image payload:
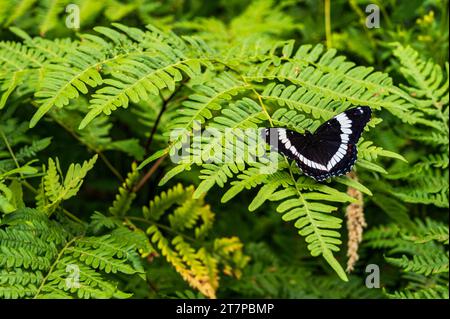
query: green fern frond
221 163 270 203
39 155 97 213
142 183 193 221
386 252 448 276
108 162 139 217
261 82 341 120
387 285 449 299
403 219 449 244
89 211 122 233
358 140 407 162
0 207 143 299
161 98 268 197
249 173 353 281
169 72 250 132
393 44 449 109
245 43 420 123
412 132 449 146
31 44 105 127
271 107 318 131
15 137 52 161
365 217 449 299
80 55 203 129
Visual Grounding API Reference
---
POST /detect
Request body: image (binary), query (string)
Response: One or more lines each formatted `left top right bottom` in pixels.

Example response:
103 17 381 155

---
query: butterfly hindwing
264 106 371 181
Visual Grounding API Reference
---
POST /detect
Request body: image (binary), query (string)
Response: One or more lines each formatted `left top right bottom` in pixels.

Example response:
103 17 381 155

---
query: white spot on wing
342 128 352 134
290 146 297 154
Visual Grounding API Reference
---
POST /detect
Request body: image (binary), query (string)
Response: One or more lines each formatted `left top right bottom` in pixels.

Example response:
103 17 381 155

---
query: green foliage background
0 0 448 299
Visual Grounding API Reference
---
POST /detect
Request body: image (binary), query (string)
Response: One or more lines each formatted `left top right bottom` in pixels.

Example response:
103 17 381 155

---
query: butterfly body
265 106 372 181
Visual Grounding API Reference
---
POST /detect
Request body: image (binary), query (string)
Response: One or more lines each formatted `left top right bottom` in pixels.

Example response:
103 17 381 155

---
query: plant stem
98 151 124 182
133 154 167 193
0 127 21 175
29 101 124 182
145 90 177 153
325 0 332 49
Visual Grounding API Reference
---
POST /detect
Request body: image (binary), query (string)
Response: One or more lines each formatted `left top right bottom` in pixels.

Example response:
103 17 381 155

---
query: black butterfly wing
264 127 310 161
314 106 372 145
299 106 371 180
265 106 371 181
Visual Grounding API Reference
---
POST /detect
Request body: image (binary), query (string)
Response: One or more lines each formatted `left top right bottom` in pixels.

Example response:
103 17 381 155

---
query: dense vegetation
0 0 448 299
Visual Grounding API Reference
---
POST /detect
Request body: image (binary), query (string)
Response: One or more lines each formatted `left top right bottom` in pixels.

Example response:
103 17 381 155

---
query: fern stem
239 77 273 126
0 127 21 175
285 158 347 281
98 151 124 182
144 87 180 153
20 179 37 193
286 161 327 254
324 0 332 49
60 208 85 225
134 154 167 193
212 58 273 126
31 101 124 182
254 88 274 127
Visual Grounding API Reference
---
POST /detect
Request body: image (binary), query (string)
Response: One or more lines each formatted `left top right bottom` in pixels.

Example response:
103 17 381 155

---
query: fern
140 40 411 279
228 242 382 298
371 44 449 210
385 253 448 276
108 162 139 217
365 218 449 299
0 207 144 299
143 184 248 298
0 1 448 299
38 155 97 213
140 45 409 279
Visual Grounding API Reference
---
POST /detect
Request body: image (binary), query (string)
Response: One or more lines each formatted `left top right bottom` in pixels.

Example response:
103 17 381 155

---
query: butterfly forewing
314 106 372 145
265 106 372 181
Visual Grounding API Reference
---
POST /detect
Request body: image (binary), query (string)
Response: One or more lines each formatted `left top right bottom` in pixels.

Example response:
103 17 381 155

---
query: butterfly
264 106 372 181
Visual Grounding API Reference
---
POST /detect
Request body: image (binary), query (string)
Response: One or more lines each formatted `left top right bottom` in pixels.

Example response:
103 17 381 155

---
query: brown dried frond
345 172 367 273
